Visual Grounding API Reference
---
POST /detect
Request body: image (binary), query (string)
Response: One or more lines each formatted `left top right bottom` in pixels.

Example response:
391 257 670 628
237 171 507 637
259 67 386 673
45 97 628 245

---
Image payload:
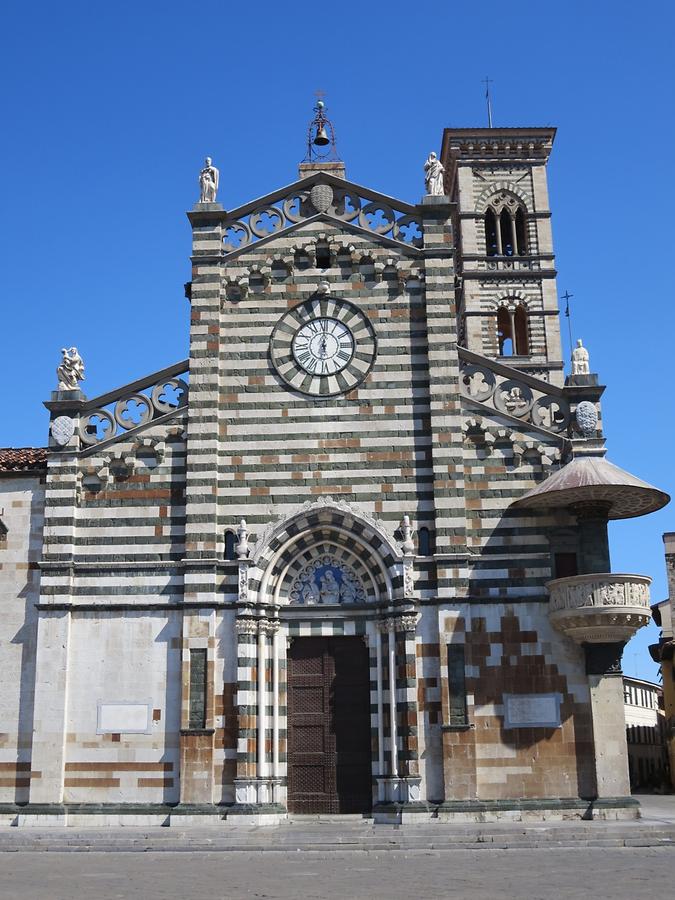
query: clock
270 296 377 396
292 318 354 376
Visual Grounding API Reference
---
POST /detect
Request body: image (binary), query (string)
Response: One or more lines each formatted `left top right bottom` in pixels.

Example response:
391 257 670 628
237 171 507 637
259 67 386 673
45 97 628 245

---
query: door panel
287 637 372 814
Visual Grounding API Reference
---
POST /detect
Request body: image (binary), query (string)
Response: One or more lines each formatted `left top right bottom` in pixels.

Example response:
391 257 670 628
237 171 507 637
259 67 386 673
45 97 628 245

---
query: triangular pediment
200 171 424 259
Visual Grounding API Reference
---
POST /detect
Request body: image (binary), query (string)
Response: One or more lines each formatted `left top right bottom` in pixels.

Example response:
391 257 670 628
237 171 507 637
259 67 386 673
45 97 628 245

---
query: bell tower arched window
497 307 513 355
485 208 499 256
515 207 527 255
497 304 529 356
514 305 529 354
484 194 528 256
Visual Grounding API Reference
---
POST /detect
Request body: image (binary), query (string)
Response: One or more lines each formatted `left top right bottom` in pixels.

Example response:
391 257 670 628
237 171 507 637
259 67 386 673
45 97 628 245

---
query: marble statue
319 570 340 604
235 518 250 558
424 152 445 196
199 157 219 203
339 579 357 603
56 347 85 391
302 578 320 605
571 339 590 375
400 514 415 555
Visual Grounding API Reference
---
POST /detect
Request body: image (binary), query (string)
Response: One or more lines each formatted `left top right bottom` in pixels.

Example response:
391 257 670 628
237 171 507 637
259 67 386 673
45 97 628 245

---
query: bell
313 125 329 146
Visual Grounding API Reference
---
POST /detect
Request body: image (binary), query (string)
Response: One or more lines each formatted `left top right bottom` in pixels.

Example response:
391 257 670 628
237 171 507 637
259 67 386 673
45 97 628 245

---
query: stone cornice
441 127 556 163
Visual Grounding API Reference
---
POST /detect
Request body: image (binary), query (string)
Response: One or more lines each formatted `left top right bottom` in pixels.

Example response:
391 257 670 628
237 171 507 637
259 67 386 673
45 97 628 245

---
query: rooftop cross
562 290 574 359
482 76 494 128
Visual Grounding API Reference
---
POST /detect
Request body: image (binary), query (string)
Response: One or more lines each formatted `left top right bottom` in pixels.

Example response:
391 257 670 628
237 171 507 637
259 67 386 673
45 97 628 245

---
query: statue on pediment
424 151 445 196
199 157 219 203
56 347 85 391
571 339 590 375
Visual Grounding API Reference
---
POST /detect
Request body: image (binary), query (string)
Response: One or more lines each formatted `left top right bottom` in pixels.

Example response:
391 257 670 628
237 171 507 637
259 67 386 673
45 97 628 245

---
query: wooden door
287 637 372 814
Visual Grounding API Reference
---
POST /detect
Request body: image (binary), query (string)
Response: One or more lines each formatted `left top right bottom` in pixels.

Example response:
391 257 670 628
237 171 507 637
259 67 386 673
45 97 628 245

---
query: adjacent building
0 113 670 826
650 533 675 790
623 676 669 791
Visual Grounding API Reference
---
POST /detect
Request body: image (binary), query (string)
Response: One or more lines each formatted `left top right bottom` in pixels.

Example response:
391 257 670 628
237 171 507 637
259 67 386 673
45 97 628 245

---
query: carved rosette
546 573 652 644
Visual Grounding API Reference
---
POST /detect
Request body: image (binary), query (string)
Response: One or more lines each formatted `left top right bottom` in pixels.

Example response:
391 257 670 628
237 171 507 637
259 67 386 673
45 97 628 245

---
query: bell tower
440 128 564 385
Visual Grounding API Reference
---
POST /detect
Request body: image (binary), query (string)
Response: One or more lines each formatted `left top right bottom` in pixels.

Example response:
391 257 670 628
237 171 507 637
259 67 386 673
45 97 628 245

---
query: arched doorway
247 499 406 814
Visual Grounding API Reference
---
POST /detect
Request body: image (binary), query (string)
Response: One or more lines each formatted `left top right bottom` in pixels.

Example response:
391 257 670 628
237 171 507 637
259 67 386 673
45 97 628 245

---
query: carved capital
235 618 258 635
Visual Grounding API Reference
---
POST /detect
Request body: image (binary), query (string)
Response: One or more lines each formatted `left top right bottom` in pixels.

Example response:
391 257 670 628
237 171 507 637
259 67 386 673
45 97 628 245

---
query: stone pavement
0 847 672 900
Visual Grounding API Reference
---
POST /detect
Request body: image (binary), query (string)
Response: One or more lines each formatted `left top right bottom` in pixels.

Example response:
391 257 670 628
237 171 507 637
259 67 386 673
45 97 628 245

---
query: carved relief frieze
460 362 570 436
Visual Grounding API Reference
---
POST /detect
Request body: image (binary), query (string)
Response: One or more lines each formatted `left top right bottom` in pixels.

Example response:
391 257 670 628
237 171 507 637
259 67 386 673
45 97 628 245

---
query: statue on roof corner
57 347 85 391
424 151 445 196
571 338 590 375
199 156 219 203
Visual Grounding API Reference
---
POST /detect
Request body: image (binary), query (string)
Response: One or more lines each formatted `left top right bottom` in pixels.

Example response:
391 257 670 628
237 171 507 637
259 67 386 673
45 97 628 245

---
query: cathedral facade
0 120 669 825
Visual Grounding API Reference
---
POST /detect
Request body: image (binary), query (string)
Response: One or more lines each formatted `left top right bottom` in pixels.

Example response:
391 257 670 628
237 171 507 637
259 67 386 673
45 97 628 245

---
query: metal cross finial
482 76 494 128
562 290 574 358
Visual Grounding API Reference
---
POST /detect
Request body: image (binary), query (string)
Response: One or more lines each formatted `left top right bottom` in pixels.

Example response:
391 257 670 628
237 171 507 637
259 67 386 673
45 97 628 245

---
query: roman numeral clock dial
270 297 377 397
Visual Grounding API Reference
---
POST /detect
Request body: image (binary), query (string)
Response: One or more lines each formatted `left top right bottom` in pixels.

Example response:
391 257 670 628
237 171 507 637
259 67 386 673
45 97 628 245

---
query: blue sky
1 1 673 678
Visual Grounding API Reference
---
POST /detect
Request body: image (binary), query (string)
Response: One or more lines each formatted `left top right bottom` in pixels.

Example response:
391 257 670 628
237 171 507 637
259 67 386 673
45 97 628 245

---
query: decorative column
397 613 421 792
233 617 258 806
233 616 280 808
508 213 518 256
375 626 385 783
375 612 421 806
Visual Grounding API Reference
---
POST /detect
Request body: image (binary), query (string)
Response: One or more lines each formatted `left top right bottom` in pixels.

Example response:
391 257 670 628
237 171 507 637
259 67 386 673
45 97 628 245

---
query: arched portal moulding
249 497 402 606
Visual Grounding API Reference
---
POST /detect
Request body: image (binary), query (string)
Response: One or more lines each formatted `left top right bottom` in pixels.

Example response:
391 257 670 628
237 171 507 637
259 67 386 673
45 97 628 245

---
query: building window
497 305 529 356
514 306 529 354
225 530 237 560
418 526 432 556
485 208 499 256
188 649 207 730
315 242 331 269
447 644 468 726
484 199 528 257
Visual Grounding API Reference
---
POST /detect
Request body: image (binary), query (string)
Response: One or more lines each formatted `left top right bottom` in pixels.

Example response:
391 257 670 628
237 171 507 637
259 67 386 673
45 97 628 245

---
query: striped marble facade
0 130 621 822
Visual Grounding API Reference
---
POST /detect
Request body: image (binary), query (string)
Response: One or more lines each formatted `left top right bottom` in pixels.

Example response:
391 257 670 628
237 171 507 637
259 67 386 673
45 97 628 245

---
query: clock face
292 318 354 376
270 296 377 397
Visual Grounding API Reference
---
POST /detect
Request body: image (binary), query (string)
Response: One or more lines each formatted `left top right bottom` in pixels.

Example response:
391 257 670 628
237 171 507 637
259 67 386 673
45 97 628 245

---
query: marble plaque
97 702 151 734
503 693 561 729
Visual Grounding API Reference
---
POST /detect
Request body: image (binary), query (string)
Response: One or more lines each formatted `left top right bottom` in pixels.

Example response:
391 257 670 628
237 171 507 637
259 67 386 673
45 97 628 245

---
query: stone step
0 824 673 852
